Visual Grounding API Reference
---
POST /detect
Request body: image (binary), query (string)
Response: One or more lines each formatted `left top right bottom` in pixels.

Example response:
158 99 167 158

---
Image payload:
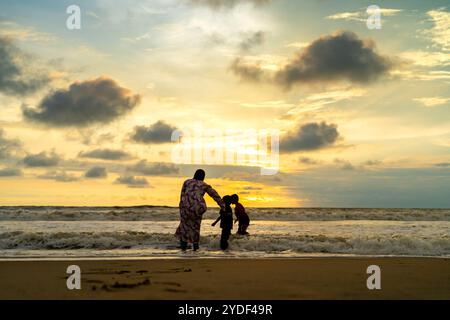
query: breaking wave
1 230 449 256
0 206 448 221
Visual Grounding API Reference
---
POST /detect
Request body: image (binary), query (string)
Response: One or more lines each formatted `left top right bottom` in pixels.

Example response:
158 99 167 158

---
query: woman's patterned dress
175 178 224 243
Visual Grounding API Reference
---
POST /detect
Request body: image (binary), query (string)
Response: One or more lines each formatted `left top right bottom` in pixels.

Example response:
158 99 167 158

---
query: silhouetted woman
175 169 224 251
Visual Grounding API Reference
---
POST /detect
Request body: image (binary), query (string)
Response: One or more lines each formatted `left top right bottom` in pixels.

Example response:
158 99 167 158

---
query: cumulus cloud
230 57 266 82
0 128 21 159
231 31 393 88
85 166 107 178
239 31 265 51
79 148 132 161
0 36 49 96
115 175 149 188
187 0 271 10
0 167 22 177
280 122 339 153
275 31 392 87
127 160 179 176
38 170 79 182
22 151 60 167
131 121 177 144
22 77 141 127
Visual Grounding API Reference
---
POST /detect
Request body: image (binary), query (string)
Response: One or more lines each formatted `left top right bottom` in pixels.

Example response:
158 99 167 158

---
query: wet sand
0 257 448 299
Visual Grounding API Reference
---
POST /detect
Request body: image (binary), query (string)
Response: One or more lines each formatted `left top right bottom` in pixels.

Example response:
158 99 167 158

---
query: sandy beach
0 257 448 300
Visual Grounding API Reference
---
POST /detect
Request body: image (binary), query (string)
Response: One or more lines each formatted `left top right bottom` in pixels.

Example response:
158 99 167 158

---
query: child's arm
211 215 221 226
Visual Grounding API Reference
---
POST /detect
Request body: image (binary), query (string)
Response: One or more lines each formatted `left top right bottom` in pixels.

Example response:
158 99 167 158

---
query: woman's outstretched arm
205 184 225 209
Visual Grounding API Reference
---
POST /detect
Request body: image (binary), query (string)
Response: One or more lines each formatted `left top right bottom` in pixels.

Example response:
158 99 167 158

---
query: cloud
0 167 22 177
115 175 149 188
230 57 266 82
22 77 141 127
334 158 355 170
79 148 132 161
391 70 450 81
131 121 177 144
399 50 450 67
187 0 271 10
38 170 79 182
239 31 265 51
280 122 340 153
298 157 320 165
413 96 450 107
364 160 382 166
127 160 179 175
22 151 60 167
283 88 366 118
425 8 450 52
326 8 402 22
0 20 56 42
231 31 393 88
0 36 49 96
0 128 21 159
85 166 107 178
274 31 393 88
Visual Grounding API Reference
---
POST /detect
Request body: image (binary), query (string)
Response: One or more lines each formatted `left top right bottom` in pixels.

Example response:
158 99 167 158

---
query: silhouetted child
211 195 233 250
231 194 250 235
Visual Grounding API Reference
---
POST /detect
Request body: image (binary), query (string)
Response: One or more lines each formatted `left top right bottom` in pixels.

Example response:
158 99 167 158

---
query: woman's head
193 169 205 181
230 194 239 204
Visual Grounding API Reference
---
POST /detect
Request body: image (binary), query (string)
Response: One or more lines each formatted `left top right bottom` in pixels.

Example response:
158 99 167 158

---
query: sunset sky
0 0 449 207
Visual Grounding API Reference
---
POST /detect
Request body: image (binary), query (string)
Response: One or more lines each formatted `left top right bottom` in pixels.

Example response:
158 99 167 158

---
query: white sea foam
0 230 448 256
0 219 448 257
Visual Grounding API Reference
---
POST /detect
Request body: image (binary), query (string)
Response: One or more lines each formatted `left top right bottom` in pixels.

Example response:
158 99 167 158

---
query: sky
0 0 449 207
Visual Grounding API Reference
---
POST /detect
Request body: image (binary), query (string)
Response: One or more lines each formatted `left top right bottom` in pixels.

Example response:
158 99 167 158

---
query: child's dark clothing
213 205 233 250
234 202 250 235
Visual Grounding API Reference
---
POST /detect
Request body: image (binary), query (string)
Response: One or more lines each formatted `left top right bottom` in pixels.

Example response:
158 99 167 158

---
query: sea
0 206 449 259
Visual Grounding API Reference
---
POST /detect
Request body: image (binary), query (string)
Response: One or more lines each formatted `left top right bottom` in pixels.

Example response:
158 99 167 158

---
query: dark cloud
115 175 149 188
0 36 49 96
127 160 179 176
38 170 79 182
275 31 392 88
85 166 107 178
187 0 271 10
298 157 320 165
0 167 22 177
230 57 265 82
22 151 60 167
22 77 141 127
231 31 393 88
0 128 21 159
280 122 339 153
131 121 177 144
79 148 132 161
240 31 265 51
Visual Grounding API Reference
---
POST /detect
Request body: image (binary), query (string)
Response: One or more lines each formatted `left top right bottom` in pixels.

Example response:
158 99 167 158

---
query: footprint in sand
100 279 151 291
